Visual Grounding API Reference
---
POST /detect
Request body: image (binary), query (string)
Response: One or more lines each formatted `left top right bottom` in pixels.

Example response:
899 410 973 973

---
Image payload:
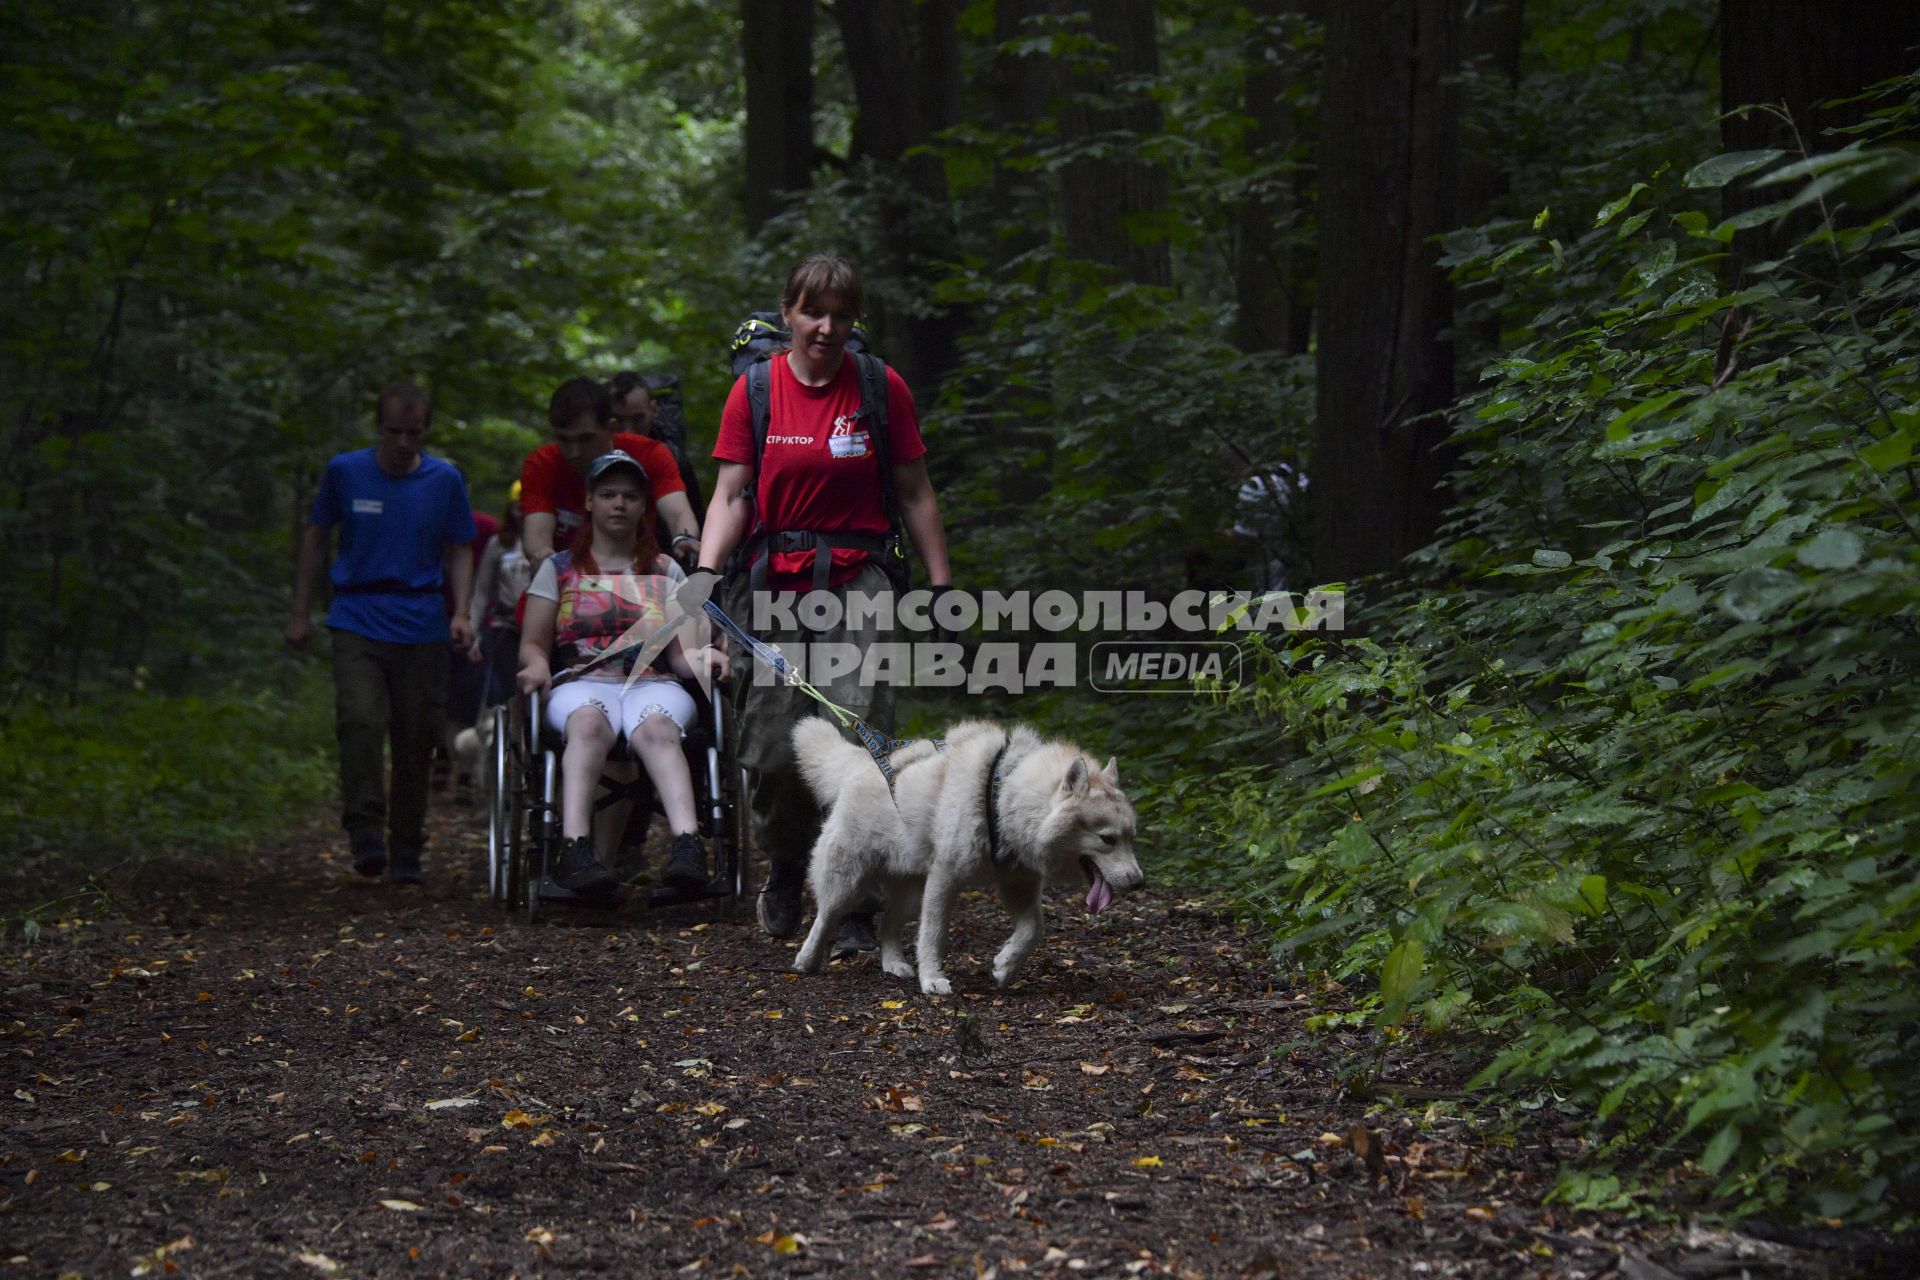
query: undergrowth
1189 82 1920 1223
0 672 335 930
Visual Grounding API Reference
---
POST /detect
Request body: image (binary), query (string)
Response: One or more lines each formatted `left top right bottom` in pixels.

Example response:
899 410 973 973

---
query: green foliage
0 673 336 920
0 0 749 696
1197 80 1920 1220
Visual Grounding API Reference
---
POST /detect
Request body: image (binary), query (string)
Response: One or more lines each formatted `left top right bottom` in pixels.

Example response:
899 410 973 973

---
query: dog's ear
1101 756 1119 785
1063 756 1089 794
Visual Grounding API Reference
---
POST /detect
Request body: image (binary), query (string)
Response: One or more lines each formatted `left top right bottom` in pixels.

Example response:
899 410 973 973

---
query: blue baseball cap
586 449 648 486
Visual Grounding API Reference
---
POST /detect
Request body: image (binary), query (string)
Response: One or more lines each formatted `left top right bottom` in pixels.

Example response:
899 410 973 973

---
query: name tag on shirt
829 431 871 459
353 498 384 515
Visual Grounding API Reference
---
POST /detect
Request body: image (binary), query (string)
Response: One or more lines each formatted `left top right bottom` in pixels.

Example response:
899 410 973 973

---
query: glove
674 568 723 619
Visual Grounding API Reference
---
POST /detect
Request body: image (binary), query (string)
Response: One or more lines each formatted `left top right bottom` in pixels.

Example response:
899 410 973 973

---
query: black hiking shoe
556 836 619 903
389 850 424 886
351 837 387 879
661 833 708 893
832 911 878 959
757 860 806 938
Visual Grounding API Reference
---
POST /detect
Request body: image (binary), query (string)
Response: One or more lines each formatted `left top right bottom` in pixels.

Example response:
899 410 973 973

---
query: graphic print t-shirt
711 355 925 591
527 553 687 682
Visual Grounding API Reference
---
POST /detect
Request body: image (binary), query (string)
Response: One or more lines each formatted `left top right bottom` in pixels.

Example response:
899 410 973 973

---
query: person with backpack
694 253 952 954
518 378 700 570
609 369 707 545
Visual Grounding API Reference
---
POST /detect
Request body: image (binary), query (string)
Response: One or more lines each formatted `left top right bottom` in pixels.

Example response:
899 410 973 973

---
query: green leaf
1859 429 1915 472
1795 527 1863 571
1380 939 1424 1007
1305 769 1385 800
1718 566 1802 622
1604 389 1690 441
1594 183 1649 227
1683 149 1784 189
1700 1123 1741 1175
1576 874 1608 917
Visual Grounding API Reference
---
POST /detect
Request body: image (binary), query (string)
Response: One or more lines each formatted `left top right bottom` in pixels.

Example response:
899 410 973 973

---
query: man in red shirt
519 377 701 567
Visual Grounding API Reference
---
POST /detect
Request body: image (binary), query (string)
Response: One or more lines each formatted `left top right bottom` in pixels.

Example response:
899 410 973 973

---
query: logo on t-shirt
766 434 813 445
352 498 384 515
828 411 871 460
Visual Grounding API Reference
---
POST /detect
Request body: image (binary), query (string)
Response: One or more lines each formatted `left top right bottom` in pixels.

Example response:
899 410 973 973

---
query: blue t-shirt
309 448 477 644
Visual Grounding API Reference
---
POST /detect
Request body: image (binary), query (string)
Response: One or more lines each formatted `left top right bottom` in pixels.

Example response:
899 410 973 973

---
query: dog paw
881 957 917 980
993 960 1023 988
920 975 953 997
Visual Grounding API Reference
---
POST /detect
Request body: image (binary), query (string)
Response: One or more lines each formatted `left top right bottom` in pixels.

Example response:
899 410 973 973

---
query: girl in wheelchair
517 449 728 904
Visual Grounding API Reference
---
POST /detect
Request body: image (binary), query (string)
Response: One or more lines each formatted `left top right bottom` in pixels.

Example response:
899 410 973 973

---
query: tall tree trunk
1313 0 1462 583
1234 0 1321 356
741 0 814 233
1454 0 1524 373
987 0 1056 272
832 0 963 397
1720 0 1920 255
1054 0 1171 286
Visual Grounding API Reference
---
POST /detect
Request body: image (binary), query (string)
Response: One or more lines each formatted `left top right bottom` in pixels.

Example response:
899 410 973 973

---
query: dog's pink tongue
1085 873 1113 915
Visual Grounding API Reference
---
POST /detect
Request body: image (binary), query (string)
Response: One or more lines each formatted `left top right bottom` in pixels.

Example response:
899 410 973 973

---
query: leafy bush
0 673 335 921
1198 87 1920 1220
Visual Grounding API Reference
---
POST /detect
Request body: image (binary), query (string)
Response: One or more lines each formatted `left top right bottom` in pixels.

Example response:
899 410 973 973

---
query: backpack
725 312 910 593
637 372 705 518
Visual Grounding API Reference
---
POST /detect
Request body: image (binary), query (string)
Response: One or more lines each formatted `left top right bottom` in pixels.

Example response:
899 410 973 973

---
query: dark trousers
728 564 897 873
330 628 448 854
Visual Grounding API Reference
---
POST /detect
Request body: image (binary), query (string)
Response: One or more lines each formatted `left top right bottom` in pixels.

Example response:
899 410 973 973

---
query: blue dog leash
701 598 942 790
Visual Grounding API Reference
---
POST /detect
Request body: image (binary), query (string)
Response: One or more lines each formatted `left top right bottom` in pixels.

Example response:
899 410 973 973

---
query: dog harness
983 740 1013 868
700 596 1028 868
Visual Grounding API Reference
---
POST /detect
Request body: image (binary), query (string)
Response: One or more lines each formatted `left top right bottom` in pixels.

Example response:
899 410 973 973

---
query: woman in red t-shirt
696 254 953 948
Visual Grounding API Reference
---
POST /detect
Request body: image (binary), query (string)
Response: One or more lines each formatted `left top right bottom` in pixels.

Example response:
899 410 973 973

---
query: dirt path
2 808 1900 1278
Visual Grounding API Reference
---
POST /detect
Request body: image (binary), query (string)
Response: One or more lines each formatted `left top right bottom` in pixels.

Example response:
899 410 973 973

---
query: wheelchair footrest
645 875 732 909
534 875 625 909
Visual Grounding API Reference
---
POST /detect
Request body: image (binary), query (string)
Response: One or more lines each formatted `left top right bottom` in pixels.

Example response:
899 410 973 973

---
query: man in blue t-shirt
287 382 478 885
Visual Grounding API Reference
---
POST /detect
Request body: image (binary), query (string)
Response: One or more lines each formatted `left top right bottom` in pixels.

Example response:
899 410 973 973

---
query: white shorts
545 677 697 741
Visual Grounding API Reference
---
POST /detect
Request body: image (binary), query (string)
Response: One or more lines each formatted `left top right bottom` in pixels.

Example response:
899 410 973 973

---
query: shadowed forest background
5 0 1920 1226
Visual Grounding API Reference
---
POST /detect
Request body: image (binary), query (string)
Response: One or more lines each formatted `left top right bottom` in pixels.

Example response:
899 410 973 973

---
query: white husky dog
789 718 1143 995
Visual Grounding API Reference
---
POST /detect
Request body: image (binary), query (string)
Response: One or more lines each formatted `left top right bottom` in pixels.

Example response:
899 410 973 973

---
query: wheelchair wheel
486 705 511 904
523 749 561 926
503 787 526 914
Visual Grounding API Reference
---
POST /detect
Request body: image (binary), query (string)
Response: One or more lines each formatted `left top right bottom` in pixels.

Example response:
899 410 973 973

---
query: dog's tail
790 717 868 809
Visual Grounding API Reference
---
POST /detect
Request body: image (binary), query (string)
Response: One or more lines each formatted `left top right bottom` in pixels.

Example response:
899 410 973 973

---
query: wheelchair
486 676 753 923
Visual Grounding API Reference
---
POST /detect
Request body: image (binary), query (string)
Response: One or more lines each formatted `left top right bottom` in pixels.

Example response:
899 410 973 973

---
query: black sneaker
832 911 878 959
390 850 424 886
351 837 387 879
661 833 708 893
757 861 806 938
556 835 618 902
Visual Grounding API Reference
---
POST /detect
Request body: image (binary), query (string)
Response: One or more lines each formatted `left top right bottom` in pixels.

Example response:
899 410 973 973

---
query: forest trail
0 809 1886 1278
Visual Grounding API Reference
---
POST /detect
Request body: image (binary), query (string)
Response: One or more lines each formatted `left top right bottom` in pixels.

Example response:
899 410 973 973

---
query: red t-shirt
713 355 926 592
518 433 687 552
